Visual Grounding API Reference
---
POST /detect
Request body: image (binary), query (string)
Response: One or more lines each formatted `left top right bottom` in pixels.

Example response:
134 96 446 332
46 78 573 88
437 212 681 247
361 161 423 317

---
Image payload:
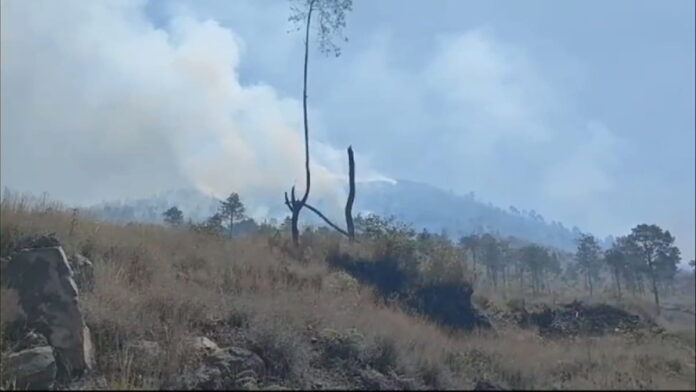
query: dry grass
1 195 694 390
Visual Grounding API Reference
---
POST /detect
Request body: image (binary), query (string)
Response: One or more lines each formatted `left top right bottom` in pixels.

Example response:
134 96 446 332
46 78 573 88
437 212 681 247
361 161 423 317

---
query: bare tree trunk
345 146 355 241
648 259 661 314
288 0 315 247
290 211 300 246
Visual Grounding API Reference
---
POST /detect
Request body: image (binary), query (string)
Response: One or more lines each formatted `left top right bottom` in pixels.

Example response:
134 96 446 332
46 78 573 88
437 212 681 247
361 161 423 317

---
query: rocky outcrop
3 239 95 379
3 346 57 390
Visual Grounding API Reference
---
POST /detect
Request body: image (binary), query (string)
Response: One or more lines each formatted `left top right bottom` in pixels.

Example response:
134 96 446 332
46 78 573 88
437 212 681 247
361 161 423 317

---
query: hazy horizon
1 0 694 262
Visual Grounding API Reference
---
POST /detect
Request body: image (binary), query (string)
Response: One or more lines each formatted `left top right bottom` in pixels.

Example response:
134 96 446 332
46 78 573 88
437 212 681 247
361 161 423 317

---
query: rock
185 336 220 357
205 346 266 380
358 368 398 390
3 346 57 390
187 366 224 390
0 287 24 327
70 254 95 293
19 234 61 249
234 369 259 390
473 379 507 390
168 346 266 390
4 245 95 379
0 256 9 276
15 330 49 351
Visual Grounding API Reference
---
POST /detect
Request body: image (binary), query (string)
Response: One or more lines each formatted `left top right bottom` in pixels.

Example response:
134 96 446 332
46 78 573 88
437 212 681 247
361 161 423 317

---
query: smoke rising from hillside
0 0 387 220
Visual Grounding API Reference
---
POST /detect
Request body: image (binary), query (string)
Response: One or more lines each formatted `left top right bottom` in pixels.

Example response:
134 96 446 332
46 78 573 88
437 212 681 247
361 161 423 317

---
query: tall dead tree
285 0 355 246
345 146 356 240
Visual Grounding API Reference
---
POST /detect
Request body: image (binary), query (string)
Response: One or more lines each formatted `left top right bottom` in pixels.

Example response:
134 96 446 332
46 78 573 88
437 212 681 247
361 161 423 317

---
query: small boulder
3 346 57 390
205 346 266 380
15 330 49 351
185 336 220 357
170 346 266 390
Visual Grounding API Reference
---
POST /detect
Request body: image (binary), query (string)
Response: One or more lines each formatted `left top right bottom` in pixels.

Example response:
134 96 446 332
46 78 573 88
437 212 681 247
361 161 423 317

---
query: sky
1 0 694 262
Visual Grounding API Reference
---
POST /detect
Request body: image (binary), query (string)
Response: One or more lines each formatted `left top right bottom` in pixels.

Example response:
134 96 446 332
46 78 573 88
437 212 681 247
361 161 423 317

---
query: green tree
604 237 632 298
479 234 503 289
205 212 225 234
519 244 550 294
498 240 513 289
458 234 481 283
545 251 562 291
162 206 183 226
575 233 602 296
219 193 246 238
626 224 681 311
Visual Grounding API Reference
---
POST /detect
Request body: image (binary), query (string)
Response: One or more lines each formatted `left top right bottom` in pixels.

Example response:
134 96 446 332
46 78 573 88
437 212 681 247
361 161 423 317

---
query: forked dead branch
284 0 355 246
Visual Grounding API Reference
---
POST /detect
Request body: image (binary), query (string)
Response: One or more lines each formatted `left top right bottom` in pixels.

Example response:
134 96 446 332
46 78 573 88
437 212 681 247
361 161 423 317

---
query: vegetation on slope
0 193 694 390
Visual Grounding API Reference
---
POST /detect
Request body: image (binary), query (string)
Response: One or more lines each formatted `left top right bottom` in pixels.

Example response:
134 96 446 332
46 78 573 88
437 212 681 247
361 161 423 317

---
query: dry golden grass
1 195 694 390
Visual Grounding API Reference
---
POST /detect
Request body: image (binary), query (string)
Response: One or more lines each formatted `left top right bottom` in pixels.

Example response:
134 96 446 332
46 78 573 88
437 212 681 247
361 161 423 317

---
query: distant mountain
87 180 588 251
356 179 583 251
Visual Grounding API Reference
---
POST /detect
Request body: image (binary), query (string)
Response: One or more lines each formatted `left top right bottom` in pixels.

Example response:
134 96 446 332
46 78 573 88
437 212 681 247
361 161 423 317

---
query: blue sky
1 0 694 262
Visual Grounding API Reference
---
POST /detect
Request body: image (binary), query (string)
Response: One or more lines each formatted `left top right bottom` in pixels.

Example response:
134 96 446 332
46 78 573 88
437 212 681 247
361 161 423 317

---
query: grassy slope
1 198 694 390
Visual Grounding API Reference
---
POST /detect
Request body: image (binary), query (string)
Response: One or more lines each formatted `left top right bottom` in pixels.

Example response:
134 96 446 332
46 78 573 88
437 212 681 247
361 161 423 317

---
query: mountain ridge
86 179 594 252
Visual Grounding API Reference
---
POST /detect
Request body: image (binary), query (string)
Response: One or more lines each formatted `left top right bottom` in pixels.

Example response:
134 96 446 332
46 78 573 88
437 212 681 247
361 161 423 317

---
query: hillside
1 197 694 390
87 180 589 252
356 179 586 251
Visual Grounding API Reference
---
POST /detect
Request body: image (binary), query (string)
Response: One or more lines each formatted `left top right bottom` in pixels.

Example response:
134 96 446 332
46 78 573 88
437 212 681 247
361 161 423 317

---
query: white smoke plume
0 0 388 221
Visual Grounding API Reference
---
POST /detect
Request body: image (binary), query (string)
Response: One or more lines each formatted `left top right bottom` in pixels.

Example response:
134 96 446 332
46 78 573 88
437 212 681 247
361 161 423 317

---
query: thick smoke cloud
0 0 386 220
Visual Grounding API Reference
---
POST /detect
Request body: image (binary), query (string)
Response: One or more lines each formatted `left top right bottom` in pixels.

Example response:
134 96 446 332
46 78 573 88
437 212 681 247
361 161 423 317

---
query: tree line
163 191 690 314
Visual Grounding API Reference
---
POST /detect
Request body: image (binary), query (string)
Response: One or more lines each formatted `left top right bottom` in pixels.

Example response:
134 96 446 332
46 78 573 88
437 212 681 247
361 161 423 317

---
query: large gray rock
3 346 57 390
4 245 95 379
